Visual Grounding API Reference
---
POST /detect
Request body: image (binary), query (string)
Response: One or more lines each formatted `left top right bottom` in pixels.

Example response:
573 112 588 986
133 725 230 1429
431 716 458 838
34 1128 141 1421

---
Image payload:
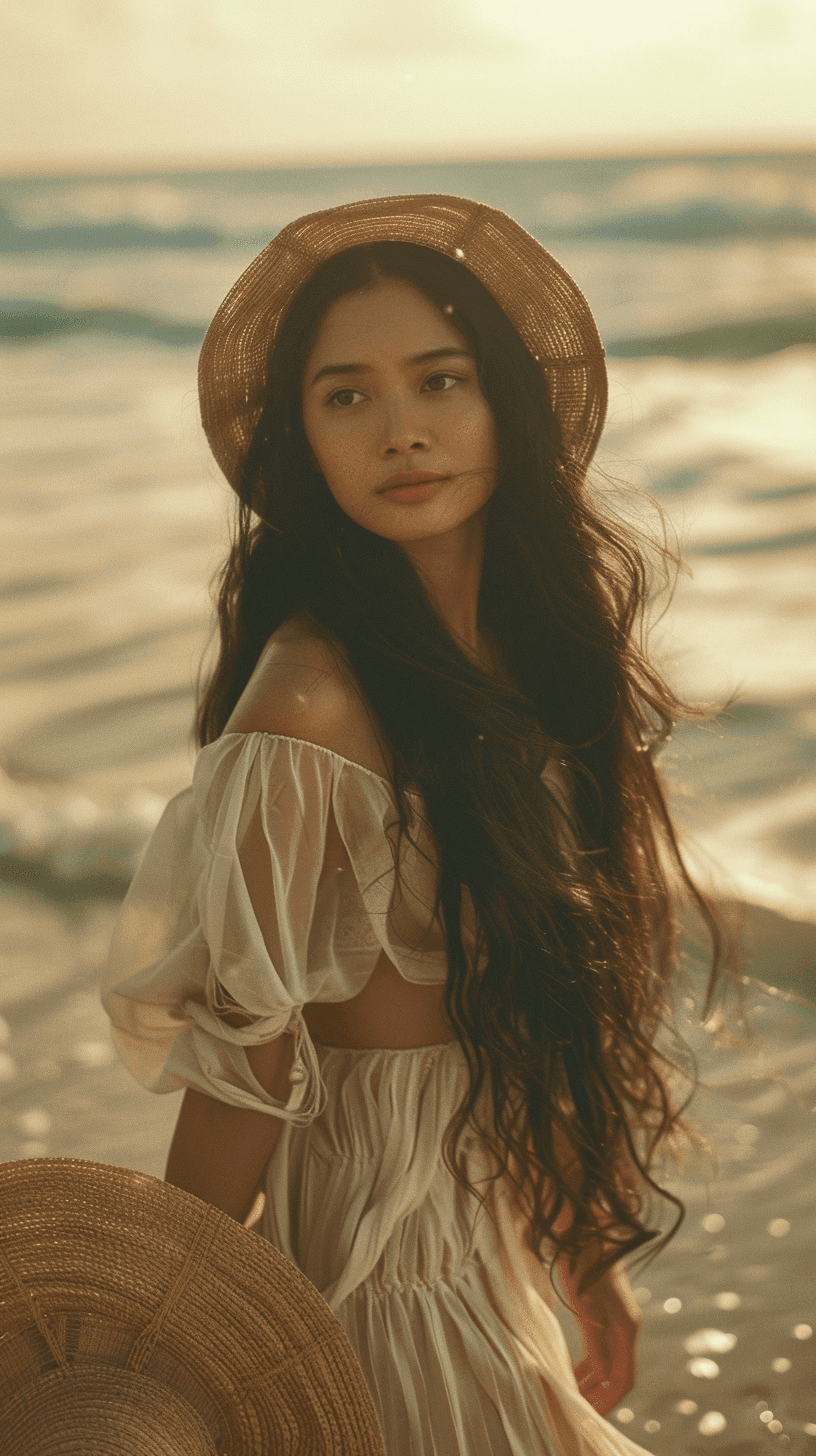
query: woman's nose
380 395 431 455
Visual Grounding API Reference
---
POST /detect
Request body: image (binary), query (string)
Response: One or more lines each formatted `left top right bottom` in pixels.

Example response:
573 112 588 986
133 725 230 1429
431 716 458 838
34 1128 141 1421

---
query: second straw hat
198 192 608 494
0 1157 385 1456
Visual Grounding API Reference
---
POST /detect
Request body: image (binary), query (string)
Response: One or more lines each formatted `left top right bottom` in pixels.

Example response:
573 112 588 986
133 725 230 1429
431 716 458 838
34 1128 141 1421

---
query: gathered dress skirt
259 1038 655 1456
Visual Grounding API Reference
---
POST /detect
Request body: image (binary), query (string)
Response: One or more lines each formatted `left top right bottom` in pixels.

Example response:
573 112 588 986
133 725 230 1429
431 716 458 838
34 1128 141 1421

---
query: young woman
104 195 727 1456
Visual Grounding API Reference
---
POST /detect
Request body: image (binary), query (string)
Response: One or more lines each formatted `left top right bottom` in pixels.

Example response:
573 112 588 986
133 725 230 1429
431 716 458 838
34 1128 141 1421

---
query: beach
1 151 815 1450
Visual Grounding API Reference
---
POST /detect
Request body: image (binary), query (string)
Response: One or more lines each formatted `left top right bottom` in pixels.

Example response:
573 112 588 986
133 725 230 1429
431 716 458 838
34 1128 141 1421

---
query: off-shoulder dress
103 729 656 1456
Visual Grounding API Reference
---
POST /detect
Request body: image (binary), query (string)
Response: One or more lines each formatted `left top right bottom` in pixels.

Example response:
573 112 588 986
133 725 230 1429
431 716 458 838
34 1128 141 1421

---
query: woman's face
301 276 499 543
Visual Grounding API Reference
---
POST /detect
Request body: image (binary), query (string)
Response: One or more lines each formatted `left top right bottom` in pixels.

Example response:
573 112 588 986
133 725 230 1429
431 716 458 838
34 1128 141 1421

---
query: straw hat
198 192 607 494
0 1157 385 1456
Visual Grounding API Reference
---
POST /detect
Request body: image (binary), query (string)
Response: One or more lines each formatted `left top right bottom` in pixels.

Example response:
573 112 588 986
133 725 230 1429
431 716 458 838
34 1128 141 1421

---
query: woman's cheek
315 425 358 486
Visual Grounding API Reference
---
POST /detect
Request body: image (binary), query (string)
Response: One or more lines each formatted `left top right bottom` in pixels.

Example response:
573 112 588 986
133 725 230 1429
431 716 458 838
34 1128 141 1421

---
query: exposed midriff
302 950 457 1049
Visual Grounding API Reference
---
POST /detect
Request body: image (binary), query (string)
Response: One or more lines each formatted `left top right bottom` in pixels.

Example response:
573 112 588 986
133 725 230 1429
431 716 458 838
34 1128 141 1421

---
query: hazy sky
3 0 815 173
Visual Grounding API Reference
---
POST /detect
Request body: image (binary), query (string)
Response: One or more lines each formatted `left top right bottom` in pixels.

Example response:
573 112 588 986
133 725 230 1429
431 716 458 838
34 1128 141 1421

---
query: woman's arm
556 1233 644 1416
164 1032 296 1224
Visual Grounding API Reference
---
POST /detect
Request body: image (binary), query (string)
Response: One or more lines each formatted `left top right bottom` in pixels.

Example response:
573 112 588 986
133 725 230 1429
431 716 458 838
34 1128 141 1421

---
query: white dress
103 731 655 1456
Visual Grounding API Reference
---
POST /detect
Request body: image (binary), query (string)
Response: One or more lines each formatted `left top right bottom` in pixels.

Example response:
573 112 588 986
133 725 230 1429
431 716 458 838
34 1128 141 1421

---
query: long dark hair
197 241 733 1293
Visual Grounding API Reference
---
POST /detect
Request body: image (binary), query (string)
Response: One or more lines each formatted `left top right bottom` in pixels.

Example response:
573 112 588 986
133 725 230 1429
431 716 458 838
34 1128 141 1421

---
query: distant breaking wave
691 526 816 556
0 203 221 253
3 194 816 256
607 311 816 360
0 300 206 346
560 200 816 243
0 773 166 904
4 298 816 361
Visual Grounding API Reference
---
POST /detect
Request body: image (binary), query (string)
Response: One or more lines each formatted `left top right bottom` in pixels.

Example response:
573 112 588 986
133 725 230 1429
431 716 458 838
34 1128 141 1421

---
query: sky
2 0 815 174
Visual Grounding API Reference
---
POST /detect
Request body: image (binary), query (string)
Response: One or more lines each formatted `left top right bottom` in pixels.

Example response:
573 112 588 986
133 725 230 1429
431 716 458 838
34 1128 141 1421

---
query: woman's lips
378 473 448 503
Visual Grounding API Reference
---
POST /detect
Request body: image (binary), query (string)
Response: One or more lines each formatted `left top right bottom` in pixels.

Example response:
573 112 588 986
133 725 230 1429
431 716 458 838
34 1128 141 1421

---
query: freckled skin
300 277 499 546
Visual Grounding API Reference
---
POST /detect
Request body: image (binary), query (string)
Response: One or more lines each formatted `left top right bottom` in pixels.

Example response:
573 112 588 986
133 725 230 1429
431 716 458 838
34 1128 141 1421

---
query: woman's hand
559 1253 644 1417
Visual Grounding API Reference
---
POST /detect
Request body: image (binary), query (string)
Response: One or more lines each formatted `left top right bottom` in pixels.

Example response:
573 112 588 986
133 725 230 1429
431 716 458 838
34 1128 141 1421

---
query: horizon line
2 132 815 182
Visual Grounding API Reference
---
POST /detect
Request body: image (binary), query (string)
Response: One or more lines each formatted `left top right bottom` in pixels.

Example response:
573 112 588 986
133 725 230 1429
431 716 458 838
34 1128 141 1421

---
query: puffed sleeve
102 732 452 1123
100 736 354 1121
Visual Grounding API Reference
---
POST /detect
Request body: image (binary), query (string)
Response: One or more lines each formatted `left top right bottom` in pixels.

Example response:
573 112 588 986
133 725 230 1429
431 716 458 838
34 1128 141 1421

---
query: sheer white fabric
103 732 449 1121
103 731 655 1456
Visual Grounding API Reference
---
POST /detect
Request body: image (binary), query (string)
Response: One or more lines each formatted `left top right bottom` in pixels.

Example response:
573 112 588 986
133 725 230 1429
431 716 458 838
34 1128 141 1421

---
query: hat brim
198 193 607 493
0 1157 385 1455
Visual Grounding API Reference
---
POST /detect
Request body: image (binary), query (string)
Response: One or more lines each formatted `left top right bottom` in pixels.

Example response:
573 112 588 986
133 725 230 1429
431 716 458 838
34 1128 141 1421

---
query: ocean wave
691 526 816 556
0 300 205 346
560 200 816 244
4 185 816 259
0 202 222 254
608 311 816 360
744 481 816 503
5 297 816 361
0 767 165 902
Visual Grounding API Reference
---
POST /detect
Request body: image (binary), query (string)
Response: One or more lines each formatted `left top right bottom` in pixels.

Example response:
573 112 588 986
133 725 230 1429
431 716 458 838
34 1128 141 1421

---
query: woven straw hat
0 1157 385 1456
198 192 607 493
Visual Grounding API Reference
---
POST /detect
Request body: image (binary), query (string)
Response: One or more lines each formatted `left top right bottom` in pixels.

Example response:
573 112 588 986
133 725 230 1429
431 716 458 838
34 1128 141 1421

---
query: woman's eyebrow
309 346 473 387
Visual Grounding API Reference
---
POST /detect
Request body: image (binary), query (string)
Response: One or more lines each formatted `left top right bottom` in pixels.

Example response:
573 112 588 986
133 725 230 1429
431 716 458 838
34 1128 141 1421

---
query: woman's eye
423 372 460 393
328 387 363 407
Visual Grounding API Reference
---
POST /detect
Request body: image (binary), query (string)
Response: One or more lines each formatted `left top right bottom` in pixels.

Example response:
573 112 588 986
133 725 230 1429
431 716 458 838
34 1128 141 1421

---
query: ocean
1 152 815 1449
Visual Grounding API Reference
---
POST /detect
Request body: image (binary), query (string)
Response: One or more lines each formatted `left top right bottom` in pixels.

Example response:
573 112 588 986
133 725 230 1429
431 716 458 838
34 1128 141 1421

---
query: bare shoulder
223 613 392 777
225 614 355 739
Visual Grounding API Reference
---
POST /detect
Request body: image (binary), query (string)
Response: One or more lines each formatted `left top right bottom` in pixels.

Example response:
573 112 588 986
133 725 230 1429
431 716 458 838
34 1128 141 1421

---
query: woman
104 195 728 1455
